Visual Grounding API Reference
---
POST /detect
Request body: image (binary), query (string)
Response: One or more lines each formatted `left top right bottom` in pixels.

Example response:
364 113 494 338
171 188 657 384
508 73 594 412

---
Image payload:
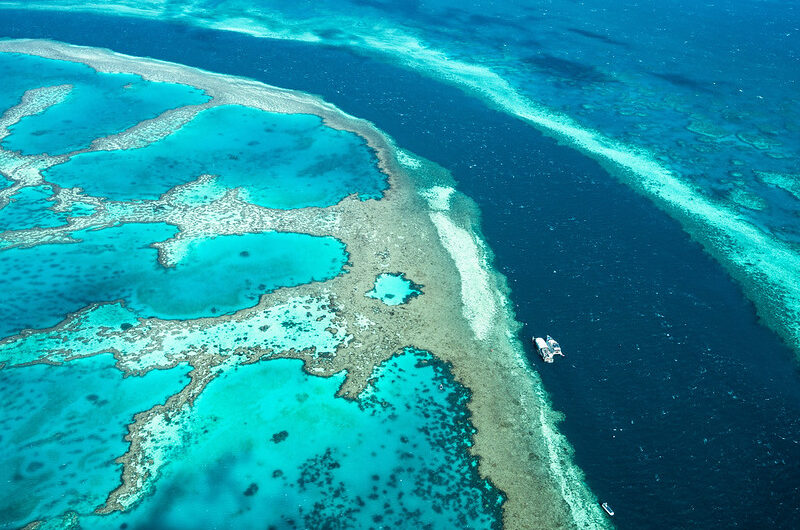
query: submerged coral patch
0 185 94 231
70 351 501 529
0 40 594 530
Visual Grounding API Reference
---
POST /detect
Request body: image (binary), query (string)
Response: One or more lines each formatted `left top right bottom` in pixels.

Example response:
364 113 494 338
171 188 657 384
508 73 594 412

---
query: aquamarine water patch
129 232 347 320
73 350 500 529
366 272 422 305
0 303 143 368
43 105 387 207
0 53 83 116
0 52 209 156
0 353 191 528
0 222 174 338
0 225 347 338
0 185 94 230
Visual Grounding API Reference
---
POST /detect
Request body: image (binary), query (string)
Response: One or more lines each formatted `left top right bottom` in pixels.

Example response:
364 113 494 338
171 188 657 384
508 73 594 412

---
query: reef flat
0 40 607 528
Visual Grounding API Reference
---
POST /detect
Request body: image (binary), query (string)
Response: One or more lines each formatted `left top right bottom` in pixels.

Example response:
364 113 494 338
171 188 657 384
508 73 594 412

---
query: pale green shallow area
0 354 191 527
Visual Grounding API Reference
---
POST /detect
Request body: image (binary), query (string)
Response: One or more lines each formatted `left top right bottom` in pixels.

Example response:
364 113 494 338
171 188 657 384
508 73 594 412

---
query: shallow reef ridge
0 40 608 529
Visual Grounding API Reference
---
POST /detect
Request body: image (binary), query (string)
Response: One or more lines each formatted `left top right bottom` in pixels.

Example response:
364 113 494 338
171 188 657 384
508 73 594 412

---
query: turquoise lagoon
0 185 94 231
43 104 387 207
70 351 500 529
366 272 422 306
0 225 347 337
0 354 191 527
0 52 209 156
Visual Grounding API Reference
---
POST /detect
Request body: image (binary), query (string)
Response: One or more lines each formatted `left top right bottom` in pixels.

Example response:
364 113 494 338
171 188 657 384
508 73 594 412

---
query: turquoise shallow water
0 52 208 156
366 272 422 305
0 354 191 527
70 350 500 529
44 104 387 207
0 226 346 338
0 184 94 231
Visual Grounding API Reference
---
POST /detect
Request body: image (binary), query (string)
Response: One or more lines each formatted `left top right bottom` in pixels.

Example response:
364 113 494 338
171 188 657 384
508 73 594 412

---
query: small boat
533 337 554 363
601 502 615 517
534 335 565 363
546 335 564 357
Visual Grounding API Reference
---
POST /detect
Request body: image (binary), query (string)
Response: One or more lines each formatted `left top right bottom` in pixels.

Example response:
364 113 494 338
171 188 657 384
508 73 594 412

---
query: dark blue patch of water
2 10 799 528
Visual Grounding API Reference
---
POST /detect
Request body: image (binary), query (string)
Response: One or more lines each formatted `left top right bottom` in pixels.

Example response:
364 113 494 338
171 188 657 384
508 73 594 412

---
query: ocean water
0 52 209 155
0 225 347 336
0 354 191 527
1 4 799 529
44 104 387 206
68 351 501 529
365 272 422 306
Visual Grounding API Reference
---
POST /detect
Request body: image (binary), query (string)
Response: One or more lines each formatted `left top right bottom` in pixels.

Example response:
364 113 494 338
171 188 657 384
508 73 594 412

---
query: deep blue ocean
2 7 799 529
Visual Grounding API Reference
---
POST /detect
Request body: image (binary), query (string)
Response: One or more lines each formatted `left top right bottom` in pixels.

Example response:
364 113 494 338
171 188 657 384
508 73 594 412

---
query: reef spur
0 39 608 529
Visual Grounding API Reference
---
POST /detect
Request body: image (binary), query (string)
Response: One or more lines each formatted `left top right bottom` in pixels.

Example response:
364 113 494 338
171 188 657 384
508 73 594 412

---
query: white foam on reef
395 148 422 169
419 185 454 211
429 211 495 341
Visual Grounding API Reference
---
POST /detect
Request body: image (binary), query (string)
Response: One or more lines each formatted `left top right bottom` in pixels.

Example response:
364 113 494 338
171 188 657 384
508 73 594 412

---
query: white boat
601 502 615 517
546 335 564 357
533 337 555 363
534 335 565 363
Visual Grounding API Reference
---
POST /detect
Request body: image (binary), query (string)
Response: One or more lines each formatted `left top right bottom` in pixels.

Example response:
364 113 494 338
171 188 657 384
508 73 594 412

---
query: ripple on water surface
43 104 387 207
0 226 347 338
0 52 209 155
0 354 191 527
